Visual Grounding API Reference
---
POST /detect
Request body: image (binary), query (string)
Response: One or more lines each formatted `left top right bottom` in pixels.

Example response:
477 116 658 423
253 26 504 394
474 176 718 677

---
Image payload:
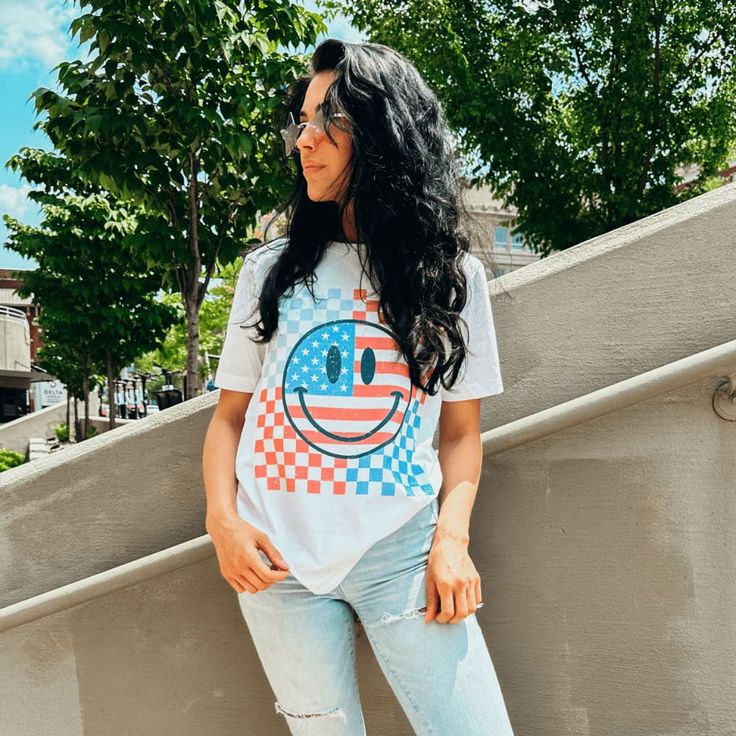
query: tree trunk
185 298 200 400
82 369 90 440
185 151 202 400
73 396 80 443
107 352 116 431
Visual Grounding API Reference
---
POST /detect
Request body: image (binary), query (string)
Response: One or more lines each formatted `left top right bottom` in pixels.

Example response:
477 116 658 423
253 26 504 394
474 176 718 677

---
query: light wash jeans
237 496 515 735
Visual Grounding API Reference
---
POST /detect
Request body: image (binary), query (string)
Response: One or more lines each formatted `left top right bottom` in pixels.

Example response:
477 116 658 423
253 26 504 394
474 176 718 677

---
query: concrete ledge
0 391 219 607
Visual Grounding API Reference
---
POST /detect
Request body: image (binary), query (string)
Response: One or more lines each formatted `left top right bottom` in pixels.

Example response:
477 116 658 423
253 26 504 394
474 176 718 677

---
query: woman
202 38 514 736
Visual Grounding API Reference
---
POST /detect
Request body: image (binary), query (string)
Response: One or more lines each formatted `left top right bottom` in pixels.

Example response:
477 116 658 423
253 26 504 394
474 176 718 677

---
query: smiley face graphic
281 319 414 459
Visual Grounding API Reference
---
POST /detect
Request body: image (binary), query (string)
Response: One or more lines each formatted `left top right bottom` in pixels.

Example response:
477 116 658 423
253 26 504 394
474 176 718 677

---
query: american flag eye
326 344 342 383
360 348 376 384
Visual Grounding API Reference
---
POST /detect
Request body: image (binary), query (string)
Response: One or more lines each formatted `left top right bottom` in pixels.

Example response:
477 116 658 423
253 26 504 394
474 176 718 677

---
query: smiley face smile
294 387 404 442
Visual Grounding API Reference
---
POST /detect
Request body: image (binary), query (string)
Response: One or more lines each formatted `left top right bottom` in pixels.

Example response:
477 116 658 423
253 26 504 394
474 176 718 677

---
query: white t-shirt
214 237 503 594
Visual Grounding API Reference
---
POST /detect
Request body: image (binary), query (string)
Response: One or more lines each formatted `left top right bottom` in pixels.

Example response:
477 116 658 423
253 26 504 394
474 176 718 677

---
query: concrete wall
0 308 31 372
0 401 68 455
1 182 735 735
0 392 106 455
0 554 425 735
0 394 212 608
486 376 735 735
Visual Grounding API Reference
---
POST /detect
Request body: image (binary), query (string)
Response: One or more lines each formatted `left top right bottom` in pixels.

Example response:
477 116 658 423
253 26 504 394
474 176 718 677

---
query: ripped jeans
236 496 515 736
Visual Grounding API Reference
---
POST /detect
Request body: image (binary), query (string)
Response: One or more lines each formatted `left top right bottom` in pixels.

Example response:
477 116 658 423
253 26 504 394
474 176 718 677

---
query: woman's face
296 70 353 204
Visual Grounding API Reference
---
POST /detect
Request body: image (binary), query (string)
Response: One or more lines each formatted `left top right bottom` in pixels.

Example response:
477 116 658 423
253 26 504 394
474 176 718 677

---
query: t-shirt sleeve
213 257 265 393
440 258 504 402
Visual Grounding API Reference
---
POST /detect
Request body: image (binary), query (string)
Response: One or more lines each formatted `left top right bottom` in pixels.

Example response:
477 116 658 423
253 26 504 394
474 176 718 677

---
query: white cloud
0 182 35 218
321 16 366 45
0 0 83 72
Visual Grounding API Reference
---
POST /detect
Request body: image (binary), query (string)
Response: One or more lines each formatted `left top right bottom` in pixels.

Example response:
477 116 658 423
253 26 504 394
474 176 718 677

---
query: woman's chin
306 186 333 203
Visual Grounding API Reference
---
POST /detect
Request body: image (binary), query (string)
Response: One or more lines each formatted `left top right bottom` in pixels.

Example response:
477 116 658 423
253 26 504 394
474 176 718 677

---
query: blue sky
0 0 366 270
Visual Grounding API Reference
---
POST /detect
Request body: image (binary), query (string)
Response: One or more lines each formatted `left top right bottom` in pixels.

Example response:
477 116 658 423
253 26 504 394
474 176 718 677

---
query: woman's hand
424 534 483 624
207 514 291 594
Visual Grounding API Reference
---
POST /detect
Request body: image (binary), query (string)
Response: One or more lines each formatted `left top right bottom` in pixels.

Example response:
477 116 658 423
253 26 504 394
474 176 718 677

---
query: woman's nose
296 123 322 152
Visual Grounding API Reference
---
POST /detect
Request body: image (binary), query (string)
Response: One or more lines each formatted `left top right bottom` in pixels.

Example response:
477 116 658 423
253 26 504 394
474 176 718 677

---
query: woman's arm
202 388 250 531
424 398 485 624
434 398 483 545
202 388 291 593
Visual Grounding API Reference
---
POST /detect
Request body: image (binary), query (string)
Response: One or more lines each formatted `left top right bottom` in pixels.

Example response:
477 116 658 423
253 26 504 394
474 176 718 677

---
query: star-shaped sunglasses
280 108 351 157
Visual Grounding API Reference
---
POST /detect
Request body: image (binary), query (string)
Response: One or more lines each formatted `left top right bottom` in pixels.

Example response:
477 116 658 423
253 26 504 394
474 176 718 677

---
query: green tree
134 256 243 388
4 149 178 436
32 0 326 398
321 0 736 255
35 335 101 442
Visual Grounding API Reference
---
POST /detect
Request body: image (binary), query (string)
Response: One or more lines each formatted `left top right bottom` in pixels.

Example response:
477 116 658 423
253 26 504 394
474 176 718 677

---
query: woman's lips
303 165 324 175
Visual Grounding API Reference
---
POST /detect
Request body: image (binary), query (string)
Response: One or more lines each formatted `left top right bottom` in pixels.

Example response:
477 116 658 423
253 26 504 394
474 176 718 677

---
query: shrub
0 449 25 472
53 423 69 442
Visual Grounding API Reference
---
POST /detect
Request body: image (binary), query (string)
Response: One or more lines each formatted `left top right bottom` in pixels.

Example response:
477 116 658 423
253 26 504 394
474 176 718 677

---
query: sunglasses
279 108 351 157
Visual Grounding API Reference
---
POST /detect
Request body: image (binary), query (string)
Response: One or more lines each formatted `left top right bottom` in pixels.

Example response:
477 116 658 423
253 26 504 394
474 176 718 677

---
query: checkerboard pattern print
253 287 434 497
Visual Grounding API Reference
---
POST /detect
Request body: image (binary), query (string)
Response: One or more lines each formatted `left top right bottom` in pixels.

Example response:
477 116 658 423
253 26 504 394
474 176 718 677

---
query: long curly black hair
249 38 500 397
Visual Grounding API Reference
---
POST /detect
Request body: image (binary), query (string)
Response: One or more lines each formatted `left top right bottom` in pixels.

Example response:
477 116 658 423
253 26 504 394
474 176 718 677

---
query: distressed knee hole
274 702 347 725
379 605 428 624
380 601 484 624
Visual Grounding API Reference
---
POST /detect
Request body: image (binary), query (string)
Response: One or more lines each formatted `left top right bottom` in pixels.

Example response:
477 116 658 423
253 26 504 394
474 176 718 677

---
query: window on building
494 226 509 249
511 231 525 250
